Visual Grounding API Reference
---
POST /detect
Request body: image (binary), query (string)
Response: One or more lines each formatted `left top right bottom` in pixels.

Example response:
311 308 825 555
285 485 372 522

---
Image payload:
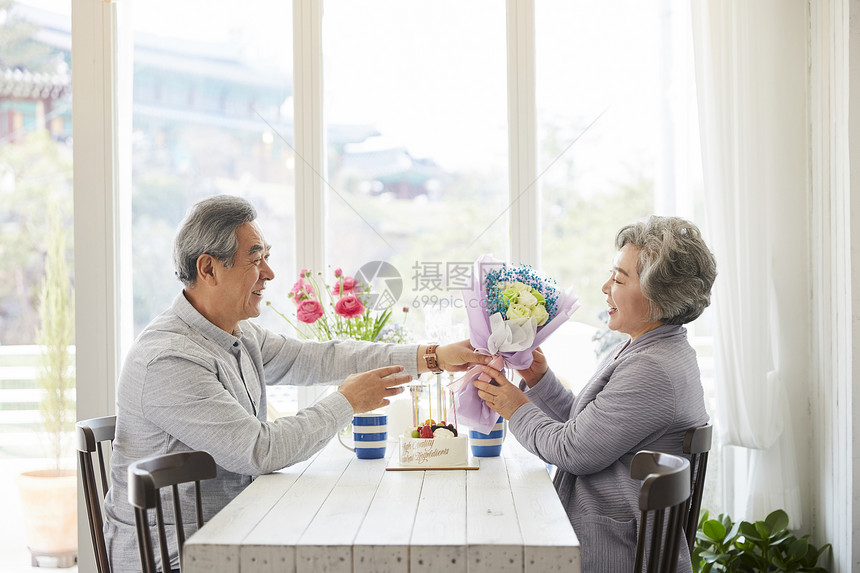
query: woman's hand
516 347 548 388
473 366 530 420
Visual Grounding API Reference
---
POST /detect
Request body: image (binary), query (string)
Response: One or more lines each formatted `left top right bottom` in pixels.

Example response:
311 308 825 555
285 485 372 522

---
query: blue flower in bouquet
484 264 560 327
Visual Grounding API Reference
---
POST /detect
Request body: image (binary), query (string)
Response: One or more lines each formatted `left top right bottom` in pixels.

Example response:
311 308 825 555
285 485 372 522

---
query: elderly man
103 195 486 573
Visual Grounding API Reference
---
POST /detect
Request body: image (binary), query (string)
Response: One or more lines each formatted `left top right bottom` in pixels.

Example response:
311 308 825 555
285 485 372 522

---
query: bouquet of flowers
449 254 580 433
267 267 410 343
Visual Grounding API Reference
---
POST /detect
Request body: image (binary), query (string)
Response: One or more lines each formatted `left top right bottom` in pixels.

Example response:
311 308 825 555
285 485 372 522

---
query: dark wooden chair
76 415 117 573
631 450 691 573
683 423 713 553
128 450 217 573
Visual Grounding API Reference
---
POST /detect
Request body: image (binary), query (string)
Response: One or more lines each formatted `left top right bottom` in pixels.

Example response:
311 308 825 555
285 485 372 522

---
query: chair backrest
128 450 217 573
75 415 117 573
631 451 691 573
683 423 713 553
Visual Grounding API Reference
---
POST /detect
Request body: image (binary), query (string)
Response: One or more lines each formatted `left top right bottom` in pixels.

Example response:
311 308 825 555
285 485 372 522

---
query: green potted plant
693 509 831 572
15 205 77 568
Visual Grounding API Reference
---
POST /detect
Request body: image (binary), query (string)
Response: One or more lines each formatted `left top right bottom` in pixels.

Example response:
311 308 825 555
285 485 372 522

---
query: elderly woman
474 216 716 573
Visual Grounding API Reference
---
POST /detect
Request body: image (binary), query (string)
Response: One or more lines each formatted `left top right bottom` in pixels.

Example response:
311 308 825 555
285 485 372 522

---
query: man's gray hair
615 216 717 325
173 195 257 288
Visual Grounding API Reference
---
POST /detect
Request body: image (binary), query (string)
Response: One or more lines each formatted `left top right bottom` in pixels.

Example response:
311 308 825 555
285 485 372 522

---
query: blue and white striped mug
469 416 505 457
338 413 387 459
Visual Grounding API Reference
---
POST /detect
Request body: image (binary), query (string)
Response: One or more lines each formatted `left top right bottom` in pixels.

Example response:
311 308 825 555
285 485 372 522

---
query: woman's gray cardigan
508 324 708 573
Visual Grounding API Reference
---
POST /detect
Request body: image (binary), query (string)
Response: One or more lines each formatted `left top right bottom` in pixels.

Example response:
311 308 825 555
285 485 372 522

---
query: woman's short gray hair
173 195 257 288
615 216 717 325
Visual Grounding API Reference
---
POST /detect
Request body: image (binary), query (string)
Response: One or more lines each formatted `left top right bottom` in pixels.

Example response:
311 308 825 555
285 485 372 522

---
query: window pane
131 1 294 334
0 0 75 567
322 0 508 339
131 1 295 411
536 0 717 509
536 0 705 373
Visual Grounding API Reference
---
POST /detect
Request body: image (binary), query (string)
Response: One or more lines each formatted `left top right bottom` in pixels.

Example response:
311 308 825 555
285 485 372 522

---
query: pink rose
290 279 314 303
299 268 309 278
296 299 324 324
334 295 365 319
332 276 358 296
334 267 343 278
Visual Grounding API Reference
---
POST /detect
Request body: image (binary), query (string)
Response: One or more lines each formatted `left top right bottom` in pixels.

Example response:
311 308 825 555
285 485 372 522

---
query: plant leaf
694 510 830 573
726 521 741 541
765 509 790 533
770 553 788 569
769 531 793 546
739 521 763 542
703 520 727 542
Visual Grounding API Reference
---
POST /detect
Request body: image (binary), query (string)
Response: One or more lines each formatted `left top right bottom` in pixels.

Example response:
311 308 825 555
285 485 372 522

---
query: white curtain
690 0 806 525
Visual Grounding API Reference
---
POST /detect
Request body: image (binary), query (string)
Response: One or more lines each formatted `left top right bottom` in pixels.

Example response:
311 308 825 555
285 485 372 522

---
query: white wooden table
183 435 580 573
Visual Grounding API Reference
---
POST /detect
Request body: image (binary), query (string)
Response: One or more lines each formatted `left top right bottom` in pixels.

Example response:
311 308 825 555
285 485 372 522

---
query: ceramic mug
338 413 387 459
469 415 505 457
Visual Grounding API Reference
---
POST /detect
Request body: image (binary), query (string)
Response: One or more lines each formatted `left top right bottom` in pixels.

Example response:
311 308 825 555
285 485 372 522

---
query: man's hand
420 339 491 373
338 365 411 413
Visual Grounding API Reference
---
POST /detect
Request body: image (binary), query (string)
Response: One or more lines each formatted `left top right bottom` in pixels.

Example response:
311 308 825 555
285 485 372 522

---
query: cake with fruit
399 419 469 467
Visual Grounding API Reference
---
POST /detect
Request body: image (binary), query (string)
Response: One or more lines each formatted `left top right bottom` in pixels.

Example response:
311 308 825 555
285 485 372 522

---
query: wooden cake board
385 456 480 471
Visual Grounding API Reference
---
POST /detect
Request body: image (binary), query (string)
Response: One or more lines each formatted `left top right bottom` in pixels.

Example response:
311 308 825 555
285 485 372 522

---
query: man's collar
174 291 242 348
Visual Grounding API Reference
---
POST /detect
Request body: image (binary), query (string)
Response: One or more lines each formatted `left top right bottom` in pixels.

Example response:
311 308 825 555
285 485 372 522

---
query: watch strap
423 344 442 373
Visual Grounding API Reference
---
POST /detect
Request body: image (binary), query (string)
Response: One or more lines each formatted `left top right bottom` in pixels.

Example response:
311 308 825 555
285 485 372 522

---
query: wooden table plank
183 455 318 573
410 470 467 573
467 454 524 573
296 449 390 573
237 442 353 572
503 437 581 572
353 469 424 573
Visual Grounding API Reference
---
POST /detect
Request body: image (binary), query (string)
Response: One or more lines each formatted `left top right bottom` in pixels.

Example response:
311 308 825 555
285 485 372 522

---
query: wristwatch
423 344 443 373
